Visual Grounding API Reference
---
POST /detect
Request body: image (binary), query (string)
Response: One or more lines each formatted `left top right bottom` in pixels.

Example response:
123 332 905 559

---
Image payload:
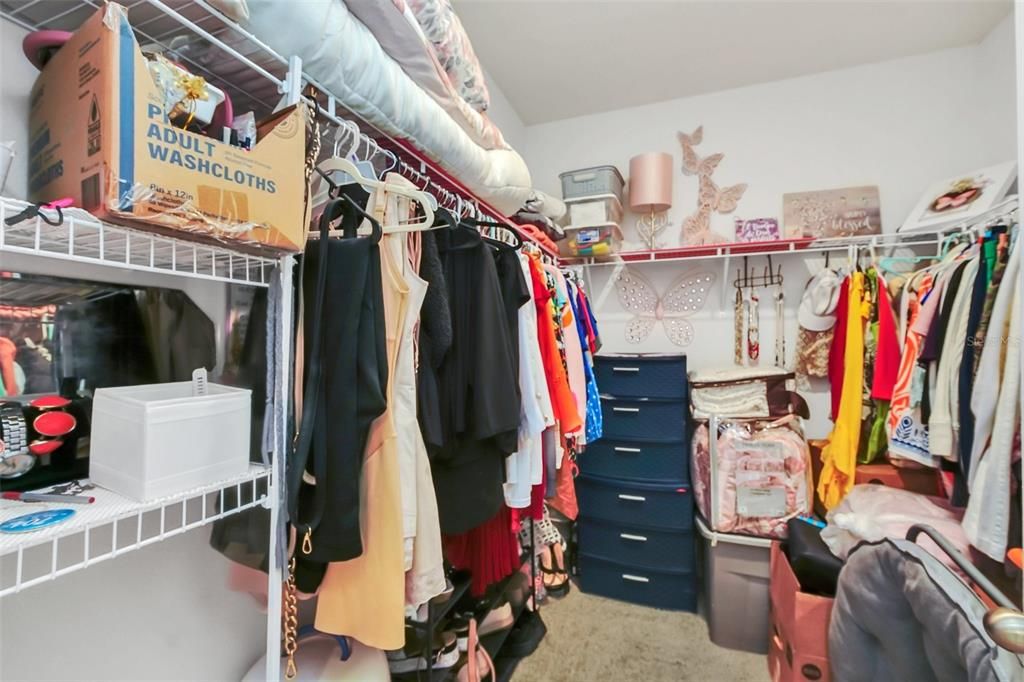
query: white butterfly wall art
614 268 716 346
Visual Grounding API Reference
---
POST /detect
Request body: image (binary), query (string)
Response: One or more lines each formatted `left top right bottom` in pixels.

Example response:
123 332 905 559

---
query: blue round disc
0 508 76 533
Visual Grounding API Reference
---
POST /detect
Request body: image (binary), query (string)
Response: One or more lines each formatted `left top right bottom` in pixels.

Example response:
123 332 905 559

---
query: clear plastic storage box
567 194 624 226
561 223 623 258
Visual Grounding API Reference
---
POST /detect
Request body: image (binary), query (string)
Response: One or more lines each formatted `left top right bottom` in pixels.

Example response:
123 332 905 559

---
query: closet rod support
283 55 303 107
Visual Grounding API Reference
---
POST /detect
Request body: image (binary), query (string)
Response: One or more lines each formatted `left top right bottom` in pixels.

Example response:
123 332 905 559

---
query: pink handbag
457 619 494 682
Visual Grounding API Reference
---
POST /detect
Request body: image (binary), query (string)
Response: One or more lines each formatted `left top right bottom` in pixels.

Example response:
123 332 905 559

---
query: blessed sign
783 186 882 238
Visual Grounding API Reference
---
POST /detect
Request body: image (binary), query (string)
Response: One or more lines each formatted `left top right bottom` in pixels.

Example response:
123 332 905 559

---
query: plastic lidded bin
559 165 625 202
561 223 623 258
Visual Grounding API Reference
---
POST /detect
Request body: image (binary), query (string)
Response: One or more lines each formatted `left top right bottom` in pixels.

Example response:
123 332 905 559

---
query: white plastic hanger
311 154 435 232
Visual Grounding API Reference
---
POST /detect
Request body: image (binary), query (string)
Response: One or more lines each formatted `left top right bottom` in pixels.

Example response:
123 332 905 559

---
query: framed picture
734 217 779 242
783 186 881 238
900 161 1017 233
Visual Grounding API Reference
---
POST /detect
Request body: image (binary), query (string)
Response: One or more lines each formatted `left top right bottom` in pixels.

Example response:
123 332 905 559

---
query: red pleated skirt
444 504 520 597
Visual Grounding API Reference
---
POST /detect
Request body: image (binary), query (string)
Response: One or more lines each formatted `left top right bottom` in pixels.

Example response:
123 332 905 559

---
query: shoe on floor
387 631 459 673
478 600 515 637
500 609 547 658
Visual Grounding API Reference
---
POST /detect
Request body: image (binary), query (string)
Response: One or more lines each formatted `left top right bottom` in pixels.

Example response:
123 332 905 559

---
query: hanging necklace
774 288 785 368
734 286 745 365
747 291 760 364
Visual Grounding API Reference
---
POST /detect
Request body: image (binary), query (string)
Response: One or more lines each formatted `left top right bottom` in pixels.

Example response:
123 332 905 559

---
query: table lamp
629 152 673 249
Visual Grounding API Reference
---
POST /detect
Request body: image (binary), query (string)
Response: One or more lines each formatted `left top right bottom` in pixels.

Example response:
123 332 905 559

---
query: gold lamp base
636 209 668 250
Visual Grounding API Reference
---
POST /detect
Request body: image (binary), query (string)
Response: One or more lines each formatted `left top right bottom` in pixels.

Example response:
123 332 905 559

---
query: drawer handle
612 366 640 373
614 446 642 453
617 494 646 502
612 407 640 413
619 533 648 542
622 574 650 583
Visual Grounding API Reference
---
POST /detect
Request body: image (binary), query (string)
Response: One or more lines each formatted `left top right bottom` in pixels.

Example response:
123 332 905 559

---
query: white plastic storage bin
90 381 251 501
559 165 625 202
696 515 772 654
567 194 624 227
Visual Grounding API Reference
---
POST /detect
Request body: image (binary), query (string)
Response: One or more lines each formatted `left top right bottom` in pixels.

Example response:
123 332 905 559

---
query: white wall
0 19 36 200
483 67 528 153
522 18 1019 438
0 17 269 680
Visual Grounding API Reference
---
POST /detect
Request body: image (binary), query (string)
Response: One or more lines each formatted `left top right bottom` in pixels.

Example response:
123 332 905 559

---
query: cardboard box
768 541 833 682
854 463 941 496
27 3 307 253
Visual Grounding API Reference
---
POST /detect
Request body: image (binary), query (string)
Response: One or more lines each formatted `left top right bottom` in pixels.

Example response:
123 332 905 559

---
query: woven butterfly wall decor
614 267 716 346
677 126 748 245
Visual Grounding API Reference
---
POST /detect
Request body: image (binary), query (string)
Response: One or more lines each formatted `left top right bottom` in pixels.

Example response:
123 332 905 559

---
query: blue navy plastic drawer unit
577 475 693 532
578 517 695 572
579 439 688 485
594 354 688 400
577 553 697 612
578 351 696 611
600 397 687 443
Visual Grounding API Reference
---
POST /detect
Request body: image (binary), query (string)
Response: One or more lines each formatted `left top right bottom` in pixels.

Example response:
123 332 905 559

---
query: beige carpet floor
513 587 769 682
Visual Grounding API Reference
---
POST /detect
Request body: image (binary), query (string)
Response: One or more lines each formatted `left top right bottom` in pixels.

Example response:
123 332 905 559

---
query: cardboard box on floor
27 2 308 253
768 541 833 682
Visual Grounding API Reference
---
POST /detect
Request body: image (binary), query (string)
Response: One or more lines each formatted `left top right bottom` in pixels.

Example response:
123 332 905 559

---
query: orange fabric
527 255 581 434
548 439 579 521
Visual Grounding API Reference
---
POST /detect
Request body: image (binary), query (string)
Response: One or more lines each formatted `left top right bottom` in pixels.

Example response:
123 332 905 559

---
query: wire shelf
568 228 956 268
0 463 270 597
1 197 276 286
0 0 560 258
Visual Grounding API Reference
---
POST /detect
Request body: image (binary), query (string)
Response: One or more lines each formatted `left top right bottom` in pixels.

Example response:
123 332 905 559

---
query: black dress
290 194 389 592
430 229 522 534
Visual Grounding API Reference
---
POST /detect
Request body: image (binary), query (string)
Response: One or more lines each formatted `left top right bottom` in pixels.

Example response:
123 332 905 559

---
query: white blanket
245 0 533 216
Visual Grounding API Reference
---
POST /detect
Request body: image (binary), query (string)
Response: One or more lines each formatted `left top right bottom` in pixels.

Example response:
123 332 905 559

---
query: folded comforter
245 0 533 216
344 0 507 152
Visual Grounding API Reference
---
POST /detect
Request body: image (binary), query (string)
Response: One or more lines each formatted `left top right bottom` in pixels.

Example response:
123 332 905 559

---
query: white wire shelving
0 0 560 258
0 464 271 597
1 197 277 287
567 227 957 268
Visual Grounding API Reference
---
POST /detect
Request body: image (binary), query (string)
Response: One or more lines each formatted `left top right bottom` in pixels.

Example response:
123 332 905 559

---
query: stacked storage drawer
577 353 697 611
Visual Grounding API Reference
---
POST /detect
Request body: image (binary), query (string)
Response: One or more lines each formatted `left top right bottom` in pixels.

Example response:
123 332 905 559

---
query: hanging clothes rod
309 106 559 258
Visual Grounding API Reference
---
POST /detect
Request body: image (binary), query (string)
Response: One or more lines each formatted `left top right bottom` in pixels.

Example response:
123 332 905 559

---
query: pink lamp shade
629 152 673 212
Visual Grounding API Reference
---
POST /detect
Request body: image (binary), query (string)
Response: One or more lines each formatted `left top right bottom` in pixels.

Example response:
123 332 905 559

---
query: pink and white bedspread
692 418 812 538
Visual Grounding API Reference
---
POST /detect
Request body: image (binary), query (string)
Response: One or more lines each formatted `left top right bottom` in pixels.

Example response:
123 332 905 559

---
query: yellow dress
314 222 409 650
818 272 867 510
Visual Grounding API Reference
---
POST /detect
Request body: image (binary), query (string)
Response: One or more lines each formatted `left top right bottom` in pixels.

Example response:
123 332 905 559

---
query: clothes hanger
312 156 435 231
307 178 383 243
463 216 524 250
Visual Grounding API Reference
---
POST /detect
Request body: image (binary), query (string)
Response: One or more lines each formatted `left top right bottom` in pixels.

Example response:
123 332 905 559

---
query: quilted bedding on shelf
692 419 812 538
244 0 533 216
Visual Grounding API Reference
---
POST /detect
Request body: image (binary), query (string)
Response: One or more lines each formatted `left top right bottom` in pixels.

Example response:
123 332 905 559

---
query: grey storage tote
696 515 772 654
559 165 625 202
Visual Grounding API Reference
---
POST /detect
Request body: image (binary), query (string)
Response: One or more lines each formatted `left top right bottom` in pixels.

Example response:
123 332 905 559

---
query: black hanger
433 206 458 230
316 194 382 243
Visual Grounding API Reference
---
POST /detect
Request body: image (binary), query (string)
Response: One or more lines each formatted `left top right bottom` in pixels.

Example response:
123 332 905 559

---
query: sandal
540 548 570 599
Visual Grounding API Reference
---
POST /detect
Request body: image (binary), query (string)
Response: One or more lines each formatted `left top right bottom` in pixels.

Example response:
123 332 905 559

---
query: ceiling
455 0 1013 126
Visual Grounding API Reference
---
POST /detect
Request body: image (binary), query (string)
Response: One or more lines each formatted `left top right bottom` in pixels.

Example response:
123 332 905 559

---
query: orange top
528 254 581 434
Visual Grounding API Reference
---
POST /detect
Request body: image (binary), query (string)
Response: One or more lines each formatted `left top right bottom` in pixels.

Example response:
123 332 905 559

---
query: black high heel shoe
541 551 570 599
